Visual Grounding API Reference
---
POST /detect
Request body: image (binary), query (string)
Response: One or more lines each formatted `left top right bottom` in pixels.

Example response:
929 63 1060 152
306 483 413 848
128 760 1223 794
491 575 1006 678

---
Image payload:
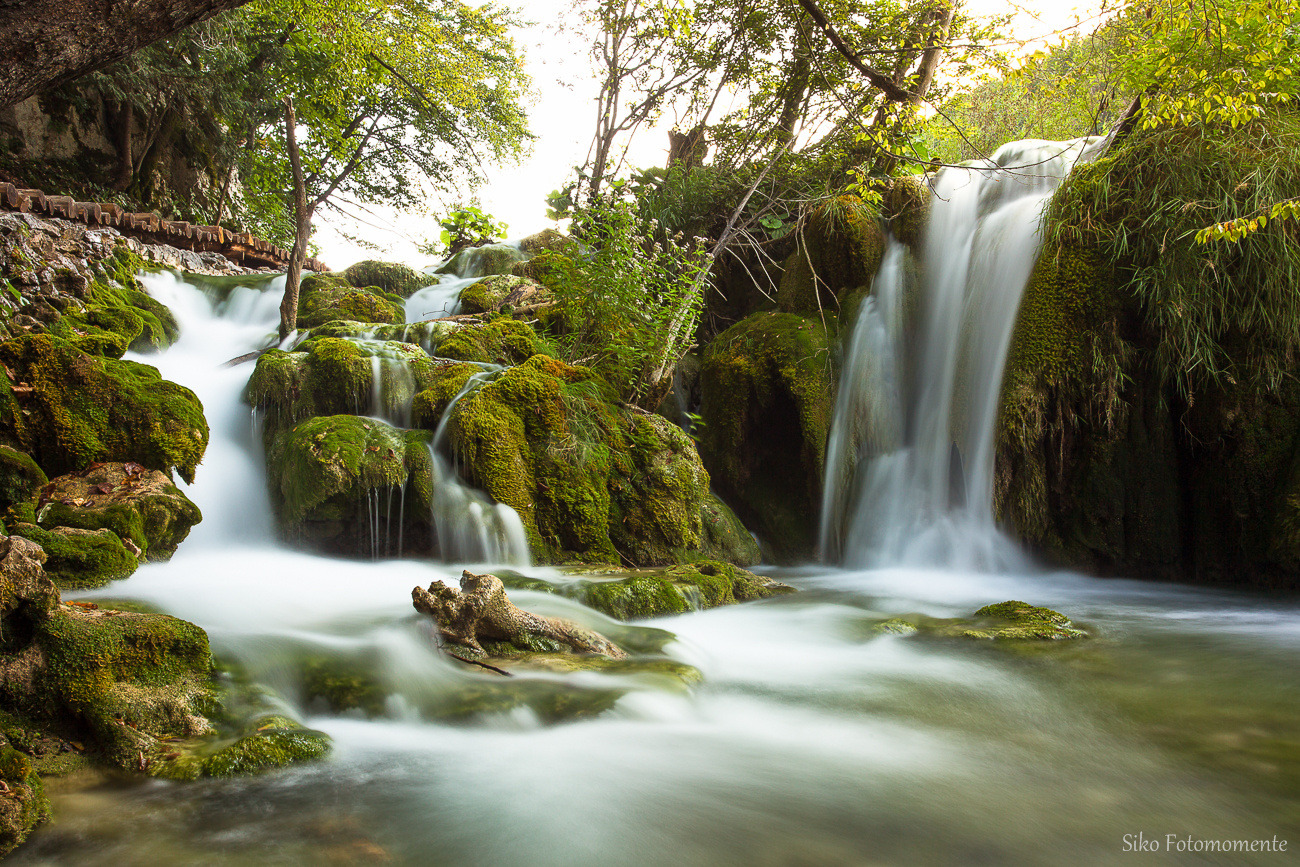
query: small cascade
405 274 473 322
426 365 531 565
822 136 1107 570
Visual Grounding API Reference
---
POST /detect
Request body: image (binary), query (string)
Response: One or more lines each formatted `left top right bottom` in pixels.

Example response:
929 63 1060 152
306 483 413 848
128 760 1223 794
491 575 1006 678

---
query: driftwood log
413 570 625 660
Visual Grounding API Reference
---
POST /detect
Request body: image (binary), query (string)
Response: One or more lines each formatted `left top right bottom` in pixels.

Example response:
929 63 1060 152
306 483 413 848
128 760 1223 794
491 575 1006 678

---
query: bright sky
313 0 1105 270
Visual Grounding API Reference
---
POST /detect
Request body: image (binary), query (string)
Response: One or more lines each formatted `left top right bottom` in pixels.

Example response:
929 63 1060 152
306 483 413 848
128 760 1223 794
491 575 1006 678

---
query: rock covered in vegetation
342 260 434 298
414 355 730 566
247 336 450 439
434 316 547 365
880 176 931 248
873 601 1086 642
413 570 626 660
437 243 529 278
776 195 884 316
295 273 404 329
264 414 433 555
0 334 208 483
0 446 47 519
517 228 580 256
458 274 550 315
35 462 201 561
699 312 836 561
0 734 49 857
8 523 137 589
577 560 794 620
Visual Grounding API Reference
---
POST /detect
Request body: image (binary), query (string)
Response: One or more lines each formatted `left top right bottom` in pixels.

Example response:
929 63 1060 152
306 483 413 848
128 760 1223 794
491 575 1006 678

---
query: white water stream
12 155 1300 863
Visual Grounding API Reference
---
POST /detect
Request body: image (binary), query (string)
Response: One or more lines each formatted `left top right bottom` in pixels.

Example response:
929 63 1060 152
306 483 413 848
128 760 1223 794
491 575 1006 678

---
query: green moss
459 275 545 315
9 523 137 589
0 446 46 516
0 741 49 857
575 561 793 620
881 176 931 248
436 317 547 365
961 600 1086 640
698 312 836 561
296 273 404 329
697 493 761 566
342 260 433 298
300 656 386 717
44 247 177 357
0 334 208 483
437 243 529 278
152 715 330 781
776 195 885 315
265 415 433 552
410 363 477 429
35 463 202 560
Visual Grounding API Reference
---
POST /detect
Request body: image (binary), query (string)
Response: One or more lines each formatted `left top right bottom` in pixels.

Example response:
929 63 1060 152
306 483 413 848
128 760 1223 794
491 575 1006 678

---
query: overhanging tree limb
0 0 253 108
794 0 916 103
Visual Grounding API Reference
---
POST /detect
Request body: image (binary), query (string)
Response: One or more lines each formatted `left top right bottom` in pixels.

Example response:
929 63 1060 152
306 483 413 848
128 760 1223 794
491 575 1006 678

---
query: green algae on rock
576 560 795 621
699 312 836 562
264 415 433 555
36 462 201 561
0 334 208 483
342 260 434 298
0 738 49 857
296 273 404 329
9 524 137 589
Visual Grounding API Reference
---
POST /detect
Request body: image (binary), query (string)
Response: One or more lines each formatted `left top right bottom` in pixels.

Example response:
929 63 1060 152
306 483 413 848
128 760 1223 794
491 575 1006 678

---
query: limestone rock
36 461 201 560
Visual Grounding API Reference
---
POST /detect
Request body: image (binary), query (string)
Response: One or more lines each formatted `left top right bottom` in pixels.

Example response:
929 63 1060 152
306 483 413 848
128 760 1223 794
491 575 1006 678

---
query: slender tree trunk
212 161 235 226
110 99 134 192
280 97 312 339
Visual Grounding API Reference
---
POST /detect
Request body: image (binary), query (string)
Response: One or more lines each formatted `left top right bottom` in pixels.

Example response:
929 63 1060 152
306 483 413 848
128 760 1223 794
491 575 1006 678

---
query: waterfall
822 136 1107 570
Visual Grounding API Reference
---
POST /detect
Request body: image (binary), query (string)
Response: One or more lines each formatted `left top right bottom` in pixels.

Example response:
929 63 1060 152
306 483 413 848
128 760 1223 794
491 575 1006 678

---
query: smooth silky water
12 151 1300 862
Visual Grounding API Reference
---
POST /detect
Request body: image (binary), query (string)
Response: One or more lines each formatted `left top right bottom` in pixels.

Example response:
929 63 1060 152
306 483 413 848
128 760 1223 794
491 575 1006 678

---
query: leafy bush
425 204 508 255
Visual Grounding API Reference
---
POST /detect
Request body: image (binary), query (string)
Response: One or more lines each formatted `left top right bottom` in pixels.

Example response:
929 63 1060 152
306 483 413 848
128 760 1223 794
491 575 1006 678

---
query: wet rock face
698 312 836 563
36 461 201 561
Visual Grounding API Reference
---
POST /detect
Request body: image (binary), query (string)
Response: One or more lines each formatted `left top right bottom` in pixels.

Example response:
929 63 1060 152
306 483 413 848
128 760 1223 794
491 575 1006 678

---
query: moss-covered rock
868 601 1086 642
341 260 433 298
0 334 208 483
776 195 884 315
9 524 137 589
0 446 46 520
441 356 731 566
880 176 931 248
438 243 529 279
699 312 836 562
151 713 330 781
518 229 580 256
35 462 201 561
246 337 449 441
510 249 572 288
435 317 548 365
265 415 433 556
697 493 761 566
576 560 793 620
458 275 550 315
296 273 404 329
0 738 49 857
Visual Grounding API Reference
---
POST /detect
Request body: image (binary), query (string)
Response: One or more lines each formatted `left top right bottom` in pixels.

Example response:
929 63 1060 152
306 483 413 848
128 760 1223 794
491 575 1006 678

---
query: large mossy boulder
35 462 201 561
776 195 885 316
264 414 433 555
341 260 433 298
0 334 208 483
296 273 404 330
698 312 836 562
873 601 1087 642
434 316 548 365
414 355 735 566
577 561 793 620
438 243 529 279
518 228 580 256
458 275 550 315
246 336 449 440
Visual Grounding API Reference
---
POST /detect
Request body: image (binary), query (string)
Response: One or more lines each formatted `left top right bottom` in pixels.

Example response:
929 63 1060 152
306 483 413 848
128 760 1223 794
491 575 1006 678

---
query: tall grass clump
1043 114 1300 402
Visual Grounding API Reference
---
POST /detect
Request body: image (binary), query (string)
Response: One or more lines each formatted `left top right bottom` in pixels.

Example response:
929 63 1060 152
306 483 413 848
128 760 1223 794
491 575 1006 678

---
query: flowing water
12 154 1300 863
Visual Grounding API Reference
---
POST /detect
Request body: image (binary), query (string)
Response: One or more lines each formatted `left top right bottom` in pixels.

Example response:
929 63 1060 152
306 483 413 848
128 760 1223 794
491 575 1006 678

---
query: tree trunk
110 99 134 192
0 0 253 109
279 97 312 339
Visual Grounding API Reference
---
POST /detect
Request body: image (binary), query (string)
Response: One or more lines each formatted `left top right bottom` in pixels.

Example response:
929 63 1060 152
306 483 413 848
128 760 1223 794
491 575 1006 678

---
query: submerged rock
873 601 1087 642
36 462 201 561
0 334 209 484
413 570 626 661
577 561 795 620
699 312 836 562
